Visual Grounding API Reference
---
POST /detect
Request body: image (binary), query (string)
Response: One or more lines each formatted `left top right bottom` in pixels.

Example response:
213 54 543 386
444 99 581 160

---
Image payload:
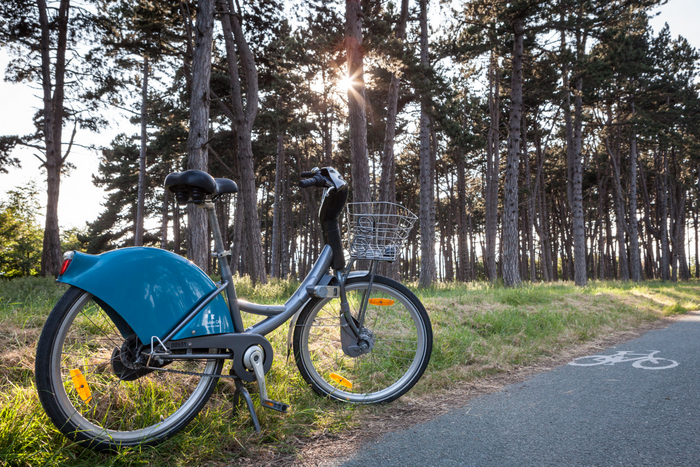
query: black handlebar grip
300 171 315 178
298 178 317 188
299 172 327 188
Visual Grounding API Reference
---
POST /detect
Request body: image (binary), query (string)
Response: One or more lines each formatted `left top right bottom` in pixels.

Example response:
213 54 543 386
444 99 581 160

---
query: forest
0 0 698 288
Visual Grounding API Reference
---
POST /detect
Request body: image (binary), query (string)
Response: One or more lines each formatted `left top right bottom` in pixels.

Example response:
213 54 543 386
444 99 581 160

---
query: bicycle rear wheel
293 275 432 404
568 356 609 366
35 287 223 451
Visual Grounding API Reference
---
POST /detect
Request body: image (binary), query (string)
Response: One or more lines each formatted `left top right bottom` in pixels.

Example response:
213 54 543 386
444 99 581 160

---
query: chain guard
163 332 273 382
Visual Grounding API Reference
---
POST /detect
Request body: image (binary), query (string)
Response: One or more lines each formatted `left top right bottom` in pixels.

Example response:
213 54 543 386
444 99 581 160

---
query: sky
0 0 699 232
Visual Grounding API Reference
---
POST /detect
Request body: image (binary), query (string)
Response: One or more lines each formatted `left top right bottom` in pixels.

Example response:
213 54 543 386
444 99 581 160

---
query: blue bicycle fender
57 247 234 343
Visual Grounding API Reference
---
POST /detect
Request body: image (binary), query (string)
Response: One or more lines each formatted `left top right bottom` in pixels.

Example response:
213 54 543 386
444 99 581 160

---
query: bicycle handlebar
298 172 326 188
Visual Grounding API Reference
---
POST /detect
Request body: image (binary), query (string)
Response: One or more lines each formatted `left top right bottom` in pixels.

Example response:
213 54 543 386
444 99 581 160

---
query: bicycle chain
145 364 242 380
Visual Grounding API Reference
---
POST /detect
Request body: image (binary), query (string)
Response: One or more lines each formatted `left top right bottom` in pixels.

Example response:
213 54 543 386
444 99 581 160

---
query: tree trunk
659 149 671 280
485 50 500 283
628 130 641 282
560 24 587 286
502 18 524 287
160 163 170 249
694 192 699 278
346 0 370 203
281 160 291 279
378 0 408 207
522 115 536 281
606 130 629 280
270 130 285 278
186 0 215 272
457 151 469 282
219 0 267 285
37 0 69 277
377 0 408 281
597 176 607 280
135 55 149 247
677 190 690 280
417 0 435 288
533 127 552 282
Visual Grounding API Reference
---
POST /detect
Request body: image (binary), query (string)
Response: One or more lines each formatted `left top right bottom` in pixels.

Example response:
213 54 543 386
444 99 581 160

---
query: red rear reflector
60 259 72 276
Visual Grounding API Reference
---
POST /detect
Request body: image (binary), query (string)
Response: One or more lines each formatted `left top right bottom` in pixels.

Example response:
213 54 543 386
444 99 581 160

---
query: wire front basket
346 202 418 262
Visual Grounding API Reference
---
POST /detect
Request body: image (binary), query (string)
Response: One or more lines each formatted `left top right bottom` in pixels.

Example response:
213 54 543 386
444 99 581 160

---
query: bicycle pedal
261 399 289 413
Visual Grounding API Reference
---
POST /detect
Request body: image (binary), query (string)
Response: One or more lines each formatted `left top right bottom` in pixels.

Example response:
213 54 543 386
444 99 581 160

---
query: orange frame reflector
368 298 395 306
70 369 92 404
329 373 353 389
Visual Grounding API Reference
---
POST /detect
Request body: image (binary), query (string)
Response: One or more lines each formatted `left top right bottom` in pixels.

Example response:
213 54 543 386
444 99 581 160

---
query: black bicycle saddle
165 170 238 205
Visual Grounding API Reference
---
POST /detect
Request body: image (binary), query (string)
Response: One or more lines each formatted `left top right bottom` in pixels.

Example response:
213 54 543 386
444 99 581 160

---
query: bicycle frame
58 166 371 385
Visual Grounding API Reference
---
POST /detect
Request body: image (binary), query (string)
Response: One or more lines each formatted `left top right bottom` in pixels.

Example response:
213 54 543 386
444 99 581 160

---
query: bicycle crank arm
244 346 289 413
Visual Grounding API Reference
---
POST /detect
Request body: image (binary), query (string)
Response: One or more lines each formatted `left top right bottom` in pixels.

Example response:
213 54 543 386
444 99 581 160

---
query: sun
337 75 353 93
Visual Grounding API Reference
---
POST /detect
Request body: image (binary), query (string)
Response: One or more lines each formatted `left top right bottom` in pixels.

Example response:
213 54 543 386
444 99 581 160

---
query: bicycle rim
39 290 222 448
295 279 430 403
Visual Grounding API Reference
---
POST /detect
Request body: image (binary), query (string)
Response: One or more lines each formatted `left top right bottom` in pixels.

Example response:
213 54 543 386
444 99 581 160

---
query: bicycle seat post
202 200 244 333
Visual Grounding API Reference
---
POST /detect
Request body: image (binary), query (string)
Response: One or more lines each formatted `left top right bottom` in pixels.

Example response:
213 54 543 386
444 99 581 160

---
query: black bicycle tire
35 286 223 451
293 275 432 404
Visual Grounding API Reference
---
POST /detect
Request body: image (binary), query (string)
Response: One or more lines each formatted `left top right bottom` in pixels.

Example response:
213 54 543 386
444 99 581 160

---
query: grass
1 276 698 466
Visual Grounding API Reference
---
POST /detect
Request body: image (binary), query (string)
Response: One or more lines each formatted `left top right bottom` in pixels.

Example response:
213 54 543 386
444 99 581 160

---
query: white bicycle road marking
568 350 679 370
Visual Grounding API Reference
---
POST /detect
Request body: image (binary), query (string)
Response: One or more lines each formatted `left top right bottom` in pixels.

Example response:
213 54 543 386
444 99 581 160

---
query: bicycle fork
338 261 377 357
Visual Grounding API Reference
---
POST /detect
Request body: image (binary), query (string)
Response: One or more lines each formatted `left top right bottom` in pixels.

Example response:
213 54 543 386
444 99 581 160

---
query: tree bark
694 189 699 278
457 150 469 282
37 0 69 277
135 55 149 246
270 130 285 278
346 0 371 203
485 50 500 283
377 0 408 280
502 18 524 287
522 115 536 281
281 159 291 279
219 0 267 285
160 163 170 249
606 117 630 281
628 128 641 282
378 0 408 207
659 149 671 280
676 190 690 280
560 24 587 286
417 0 435 288
186 0 215 272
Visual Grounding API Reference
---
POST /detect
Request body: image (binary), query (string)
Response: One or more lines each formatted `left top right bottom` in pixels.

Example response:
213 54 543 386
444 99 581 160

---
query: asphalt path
340 312 700 466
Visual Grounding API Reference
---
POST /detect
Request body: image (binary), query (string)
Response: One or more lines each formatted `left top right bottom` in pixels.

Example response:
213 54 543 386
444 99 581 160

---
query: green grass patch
662 302 689 316
1 276 699 465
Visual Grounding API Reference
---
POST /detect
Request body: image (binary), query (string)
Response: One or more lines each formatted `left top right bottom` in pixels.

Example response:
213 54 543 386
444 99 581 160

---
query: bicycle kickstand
232 377 261 433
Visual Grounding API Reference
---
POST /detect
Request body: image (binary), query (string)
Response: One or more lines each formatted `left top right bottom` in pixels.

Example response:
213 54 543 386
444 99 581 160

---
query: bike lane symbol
568 351 679 370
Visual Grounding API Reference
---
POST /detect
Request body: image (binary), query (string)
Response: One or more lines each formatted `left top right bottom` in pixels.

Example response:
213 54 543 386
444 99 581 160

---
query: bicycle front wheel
632 357 679 370
293 275 432 404
35 287 223 451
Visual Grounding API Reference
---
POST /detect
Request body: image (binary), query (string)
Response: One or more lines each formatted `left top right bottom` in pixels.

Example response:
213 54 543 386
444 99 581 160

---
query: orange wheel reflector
368 298 395 306
329 373 353 389
70 369 92 404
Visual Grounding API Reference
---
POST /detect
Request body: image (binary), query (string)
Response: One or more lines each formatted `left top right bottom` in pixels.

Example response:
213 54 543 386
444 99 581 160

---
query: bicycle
35 166 433 451
568 350 678 370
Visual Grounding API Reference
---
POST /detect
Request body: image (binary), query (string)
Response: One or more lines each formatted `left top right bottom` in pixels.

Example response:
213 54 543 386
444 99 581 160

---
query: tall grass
1 276 698 465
